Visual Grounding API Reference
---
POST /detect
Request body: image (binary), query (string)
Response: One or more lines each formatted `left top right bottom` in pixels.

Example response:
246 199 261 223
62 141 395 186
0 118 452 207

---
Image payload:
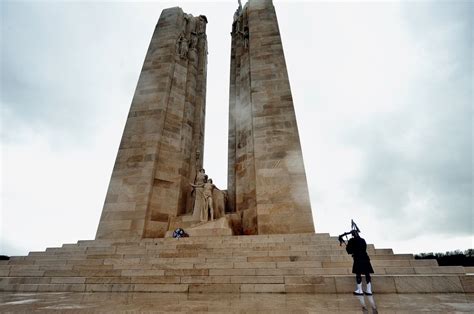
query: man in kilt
345 230 374 295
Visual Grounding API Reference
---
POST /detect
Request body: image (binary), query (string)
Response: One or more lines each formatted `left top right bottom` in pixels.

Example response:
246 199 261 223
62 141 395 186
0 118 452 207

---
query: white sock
365 282 372 294
354 283 363 294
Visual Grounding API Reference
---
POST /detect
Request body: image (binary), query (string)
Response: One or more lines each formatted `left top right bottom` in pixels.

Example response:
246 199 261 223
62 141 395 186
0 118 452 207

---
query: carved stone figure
176 34 189 59
183 14 190 33
190 170 222 222
196 15 207 35
189 32 198 50
212 188 227 219
203 179 216 221
235 18 242 34
236 0 243 19
191 168 208 221
243 26 249 49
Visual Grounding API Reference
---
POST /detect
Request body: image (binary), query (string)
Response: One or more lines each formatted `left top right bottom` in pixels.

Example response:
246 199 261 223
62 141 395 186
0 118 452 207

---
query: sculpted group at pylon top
95 0 314 240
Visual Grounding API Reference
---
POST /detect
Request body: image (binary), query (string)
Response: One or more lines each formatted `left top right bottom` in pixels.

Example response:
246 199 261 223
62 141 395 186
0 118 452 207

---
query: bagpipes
338 219 361 246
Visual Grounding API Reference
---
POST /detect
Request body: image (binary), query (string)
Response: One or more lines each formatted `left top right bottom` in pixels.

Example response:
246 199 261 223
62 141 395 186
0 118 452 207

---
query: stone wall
228 0 315 235
96 7 208 239
228 1 257 234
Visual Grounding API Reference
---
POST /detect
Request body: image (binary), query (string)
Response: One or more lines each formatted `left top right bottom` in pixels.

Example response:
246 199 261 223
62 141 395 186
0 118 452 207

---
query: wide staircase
0 233 472 293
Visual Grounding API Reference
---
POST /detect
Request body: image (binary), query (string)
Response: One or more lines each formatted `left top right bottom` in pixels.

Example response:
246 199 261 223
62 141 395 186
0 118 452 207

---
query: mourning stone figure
212 188 227 220
233 1 242 22
190 169 208 221
189 32 198 51
196 15 207 35
243 26 249 49
203 179 215 221
177 33 189 59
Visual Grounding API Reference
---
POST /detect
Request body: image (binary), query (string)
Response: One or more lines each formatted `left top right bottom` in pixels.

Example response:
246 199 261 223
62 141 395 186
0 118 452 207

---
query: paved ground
0 292 473 313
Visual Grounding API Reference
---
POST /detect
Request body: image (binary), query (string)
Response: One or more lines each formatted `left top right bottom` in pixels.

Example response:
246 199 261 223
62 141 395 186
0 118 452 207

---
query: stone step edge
77 233 333 242
1 272 469 286
3 263 446 275
36 244 384 253
0 274 471 293
71 235 336 247
10 254 413 263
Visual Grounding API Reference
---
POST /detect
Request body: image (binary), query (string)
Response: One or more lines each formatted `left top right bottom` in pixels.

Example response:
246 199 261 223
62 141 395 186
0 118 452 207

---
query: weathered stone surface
241 283 285 293
460 275 474 292
165 217 234 237
0 233 471 294
227 0 314 235
134 284 189 292
188 283 241 293
1 291 473 312
96 7 208 239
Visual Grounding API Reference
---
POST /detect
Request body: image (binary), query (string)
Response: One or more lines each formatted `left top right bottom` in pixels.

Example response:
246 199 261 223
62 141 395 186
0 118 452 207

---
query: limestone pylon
95 8 208 239
228 0 315 235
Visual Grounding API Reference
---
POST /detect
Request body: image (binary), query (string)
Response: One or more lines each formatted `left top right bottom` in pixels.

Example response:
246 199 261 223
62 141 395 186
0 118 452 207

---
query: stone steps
0 264 464 278
0 274 470 293
1 253 415 265
1 233 472 293
23 250 396 259
3 260 441 273
0 264 466 283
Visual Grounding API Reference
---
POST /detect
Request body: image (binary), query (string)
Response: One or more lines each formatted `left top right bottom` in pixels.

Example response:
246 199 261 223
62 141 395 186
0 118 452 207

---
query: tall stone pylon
228 0 315 235
96 8 208 239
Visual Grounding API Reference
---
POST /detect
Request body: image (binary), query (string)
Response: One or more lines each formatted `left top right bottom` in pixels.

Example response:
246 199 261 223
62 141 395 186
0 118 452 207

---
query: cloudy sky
1 0 472 256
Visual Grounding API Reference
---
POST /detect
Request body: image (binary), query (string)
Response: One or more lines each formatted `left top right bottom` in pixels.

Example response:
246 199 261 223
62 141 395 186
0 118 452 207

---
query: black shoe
364 291 373 295
353 291 364 296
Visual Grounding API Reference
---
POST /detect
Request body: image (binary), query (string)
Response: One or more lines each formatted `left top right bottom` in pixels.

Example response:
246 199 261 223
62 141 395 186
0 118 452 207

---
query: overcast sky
1 0 472 256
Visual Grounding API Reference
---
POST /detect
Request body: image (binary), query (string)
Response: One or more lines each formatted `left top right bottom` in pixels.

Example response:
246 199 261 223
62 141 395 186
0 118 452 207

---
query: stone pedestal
165 217 234 237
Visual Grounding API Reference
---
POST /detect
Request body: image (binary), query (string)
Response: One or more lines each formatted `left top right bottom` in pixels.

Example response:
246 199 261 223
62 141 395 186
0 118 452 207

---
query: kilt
352 256 374 274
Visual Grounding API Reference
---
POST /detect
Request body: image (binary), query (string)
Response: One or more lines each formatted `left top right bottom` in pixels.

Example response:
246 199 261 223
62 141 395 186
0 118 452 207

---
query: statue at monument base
190 168 208 222
169 168 234 237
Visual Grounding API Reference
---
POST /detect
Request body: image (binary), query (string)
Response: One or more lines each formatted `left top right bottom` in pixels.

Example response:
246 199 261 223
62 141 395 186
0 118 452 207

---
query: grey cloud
346 85 471 237
338 1 473 238
1 2 151 145
349 114 471 236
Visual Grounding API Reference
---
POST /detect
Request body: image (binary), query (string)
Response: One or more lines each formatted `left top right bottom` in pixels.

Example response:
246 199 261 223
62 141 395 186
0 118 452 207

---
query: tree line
415 249 473 266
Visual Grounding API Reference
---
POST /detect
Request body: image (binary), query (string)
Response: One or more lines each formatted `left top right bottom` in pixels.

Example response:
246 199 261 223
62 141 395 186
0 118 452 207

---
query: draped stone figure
203 179 216 221
212 188 227 220
177 33 189 59
190 169 208 222
190 33 198 50
190 170 227 223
